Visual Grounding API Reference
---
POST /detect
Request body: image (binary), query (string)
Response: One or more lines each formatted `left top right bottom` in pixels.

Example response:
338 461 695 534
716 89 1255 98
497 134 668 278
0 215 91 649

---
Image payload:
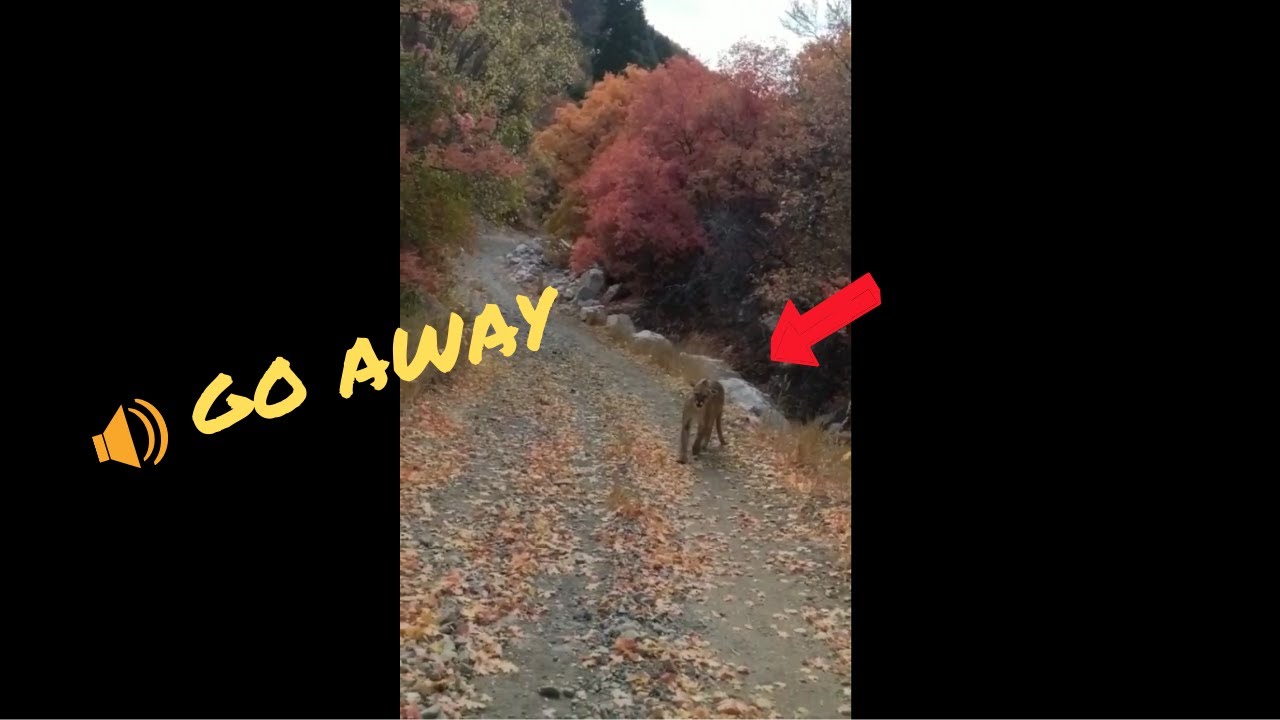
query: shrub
569 235 603 275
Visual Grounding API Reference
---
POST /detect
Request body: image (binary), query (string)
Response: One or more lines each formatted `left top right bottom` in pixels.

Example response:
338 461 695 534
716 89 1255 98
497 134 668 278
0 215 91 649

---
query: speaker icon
92 399 169 468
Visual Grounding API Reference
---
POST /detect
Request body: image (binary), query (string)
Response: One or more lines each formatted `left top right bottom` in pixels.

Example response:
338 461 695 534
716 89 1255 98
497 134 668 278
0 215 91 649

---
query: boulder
574 268 606 302
631 330 673 356
605 313 636 337
720 378 775 418
602 283 623 303
580 306 607 325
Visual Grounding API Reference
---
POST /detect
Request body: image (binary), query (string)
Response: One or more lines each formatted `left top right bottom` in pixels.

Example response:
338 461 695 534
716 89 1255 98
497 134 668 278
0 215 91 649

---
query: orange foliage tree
757 29 851 311
530 65 650 243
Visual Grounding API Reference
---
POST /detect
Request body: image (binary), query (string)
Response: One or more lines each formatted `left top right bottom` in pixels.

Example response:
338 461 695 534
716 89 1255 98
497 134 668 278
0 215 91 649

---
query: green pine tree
593 0 656 78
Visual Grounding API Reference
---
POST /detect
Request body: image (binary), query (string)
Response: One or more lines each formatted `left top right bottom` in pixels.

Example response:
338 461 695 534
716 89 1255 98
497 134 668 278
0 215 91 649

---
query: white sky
644 0 808 68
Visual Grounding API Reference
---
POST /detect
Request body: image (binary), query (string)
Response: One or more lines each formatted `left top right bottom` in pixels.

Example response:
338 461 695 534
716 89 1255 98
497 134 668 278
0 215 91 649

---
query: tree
718 38 795 98
398 0 584 292
624 56 778 209
462 0 585 151
782 0 850 82
651 29 686 64
593 0 656 78
761 28 851 302
531 65 649 187
530 65 650 240
567 56 780 286
577 136 705 281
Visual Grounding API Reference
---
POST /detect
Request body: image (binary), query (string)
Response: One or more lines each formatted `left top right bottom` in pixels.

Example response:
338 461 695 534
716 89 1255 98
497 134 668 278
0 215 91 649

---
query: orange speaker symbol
92 399 169 468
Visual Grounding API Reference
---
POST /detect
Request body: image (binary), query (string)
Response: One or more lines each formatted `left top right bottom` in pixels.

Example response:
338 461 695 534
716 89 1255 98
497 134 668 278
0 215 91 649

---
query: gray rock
439 603 459 625
438 636 457 663
575 268 606 301
605 314 636 337
720 377 774 417
511 266 538 284
631 330 672 356
602 283 623 303
423 705 441 719
580 306 607 325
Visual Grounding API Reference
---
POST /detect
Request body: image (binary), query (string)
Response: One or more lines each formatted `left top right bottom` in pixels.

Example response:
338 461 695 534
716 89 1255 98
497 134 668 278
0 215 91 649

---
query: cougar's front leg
693 420 709 456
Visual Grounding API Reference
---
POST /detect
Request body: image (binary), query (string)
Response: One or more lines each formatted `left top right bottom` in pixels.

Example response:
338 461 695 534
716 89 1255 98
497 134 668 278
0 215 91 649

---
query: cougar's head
691 379 712 408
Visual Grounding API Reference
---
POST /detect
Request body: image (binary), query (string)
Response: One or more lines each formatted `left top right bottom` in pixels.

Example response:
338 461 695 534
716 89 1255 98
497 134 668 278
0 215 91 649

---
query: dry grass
646 342 719 385
677 330 720 358
624 331 738 388
541 236 572 269
761 418 851 503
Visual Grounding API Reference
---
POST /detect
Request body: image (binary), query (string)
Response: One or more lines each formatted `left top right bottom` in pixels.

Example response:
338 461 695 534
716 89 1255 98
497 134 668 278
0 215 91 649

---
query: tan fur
677 378 726 463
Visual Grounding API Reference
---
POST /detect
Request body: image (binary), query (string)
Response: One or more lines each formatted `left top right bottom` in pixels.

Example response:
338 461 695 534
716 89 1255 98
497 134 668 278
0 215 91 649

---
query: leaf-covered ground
400 228 851 719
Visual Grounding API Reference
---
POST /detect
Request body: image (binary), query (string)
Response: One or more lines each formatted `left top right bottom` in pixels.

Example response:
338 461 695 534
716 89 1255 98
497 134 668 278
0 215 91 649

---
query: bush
399 160 476 268
467 172 526 226
400 249 443 297
542 236 573 269
569 235 603 275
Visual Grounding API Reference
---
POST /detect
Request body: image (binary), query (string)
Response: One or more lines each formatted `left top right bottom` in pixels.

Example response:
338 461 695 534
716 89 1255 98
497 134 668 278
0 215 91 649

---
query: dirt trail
400 227 851 719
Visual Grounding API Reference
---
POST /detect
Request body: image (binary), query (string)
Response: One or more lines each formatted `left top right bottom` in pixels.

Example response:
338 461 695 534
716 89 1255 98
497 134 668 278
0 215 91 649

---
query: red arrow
770 273 881 367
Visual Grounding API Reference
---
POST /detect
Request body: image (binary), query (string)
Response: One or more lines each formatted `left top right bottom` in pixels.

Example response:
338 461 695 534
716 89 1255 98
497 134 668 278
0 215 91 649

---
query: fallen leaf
716 698 755 716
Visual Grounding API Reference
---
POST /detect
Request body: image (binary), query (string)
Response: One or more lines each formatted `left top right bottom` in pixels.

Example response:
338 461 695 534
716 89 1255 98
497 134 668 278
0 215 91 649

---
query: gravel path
399 227 851 719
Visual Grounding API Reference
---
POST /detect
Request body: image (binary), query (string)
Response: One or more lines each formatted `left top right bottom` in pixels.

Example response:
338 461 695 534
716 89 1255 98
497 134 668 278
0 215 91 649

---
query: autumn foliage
532 13 853 417
569 235 603 276
397 0 852 418
399 0 581 302
578 136 705 279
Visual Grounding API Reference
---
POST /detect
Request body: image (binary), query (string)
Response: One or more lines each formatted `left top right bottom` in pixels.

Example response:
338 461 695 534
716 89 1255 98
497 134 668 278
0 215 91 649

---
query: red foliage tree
577 136 704 281
718 38 794 99
569 235 603 275
617 56 778 208
567 56 779 284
